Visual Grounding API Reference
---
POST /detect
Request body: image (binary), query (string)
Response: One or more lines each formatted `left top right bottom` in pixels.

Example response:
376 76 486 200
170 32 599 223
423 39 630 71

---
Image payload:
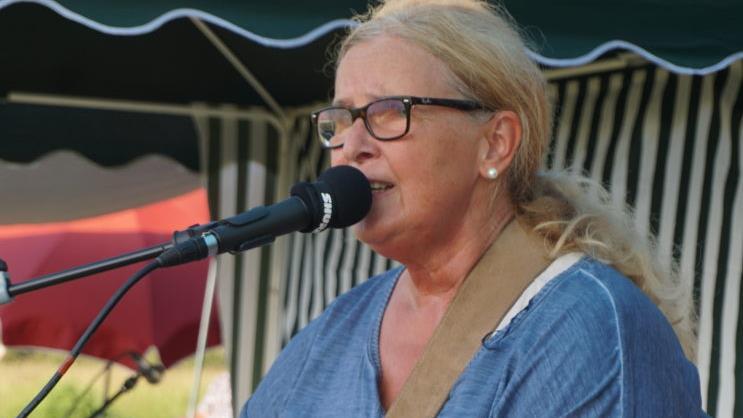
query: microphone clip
129 352 165 385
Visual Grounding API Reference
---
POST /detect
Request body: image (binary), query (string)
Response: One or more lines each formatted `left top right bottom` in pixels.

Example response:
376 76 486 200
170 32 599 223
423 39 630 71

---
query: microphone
129 352 165 384
157 165 372 267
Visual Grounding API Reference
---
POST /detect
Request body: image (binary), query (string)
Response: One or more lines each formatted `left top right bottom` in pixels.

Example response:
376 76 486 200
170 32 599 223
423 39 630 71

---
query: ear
477 111 522 180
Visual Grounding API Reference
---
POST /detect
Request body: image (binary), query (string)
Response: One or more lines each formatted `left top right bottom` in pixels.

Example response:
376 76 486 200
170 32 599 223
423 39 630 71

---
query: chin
351 222 405 262
352 220 385 246
350 221 376 245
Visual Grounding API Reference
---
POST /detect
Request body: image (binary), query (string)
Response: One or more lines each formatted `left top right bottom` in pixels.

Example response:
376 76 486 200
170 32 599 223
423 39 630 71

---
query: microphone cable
16 260 161 418
61 351 128 418
61 351 160 418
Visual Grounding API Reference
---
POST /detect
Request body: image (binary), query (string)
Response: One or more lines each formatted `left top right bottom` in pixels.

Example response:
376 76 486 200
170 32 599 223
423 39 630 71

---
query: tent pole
6 92 286 135
190 17 289 126
186 258 220 418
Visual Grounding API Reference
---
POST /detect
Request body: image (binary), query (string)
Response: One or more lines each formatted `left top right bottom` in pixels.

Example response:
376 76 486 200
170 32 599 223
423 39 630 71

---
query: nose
335 118 378 165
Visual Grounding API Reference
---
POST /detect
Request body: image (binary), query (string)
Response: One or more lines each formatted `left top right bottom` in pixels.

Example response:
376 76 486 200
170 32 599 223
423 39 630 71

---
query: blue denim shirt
242 257 708 417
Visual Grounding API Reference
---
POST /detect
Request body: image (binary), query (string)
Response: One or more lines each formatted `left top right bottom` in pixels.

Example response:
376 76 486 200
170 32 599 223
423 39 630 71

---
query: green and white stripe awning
1 0 740 169
1 0 740 73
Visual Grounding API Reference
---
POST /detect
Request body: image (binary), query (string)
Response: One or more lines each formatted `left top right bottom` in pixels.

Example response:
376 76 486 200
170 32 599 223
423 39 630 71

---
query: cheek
402 139 479 203
330 150 346 166
414 137 477 181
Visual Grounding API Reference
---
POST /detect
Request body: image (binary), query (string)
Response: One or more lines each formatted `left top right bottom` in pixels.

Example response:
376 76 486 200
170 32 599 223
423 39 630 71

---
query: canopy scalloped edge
2 0 740 76
527 42 743 77
0 0 358 48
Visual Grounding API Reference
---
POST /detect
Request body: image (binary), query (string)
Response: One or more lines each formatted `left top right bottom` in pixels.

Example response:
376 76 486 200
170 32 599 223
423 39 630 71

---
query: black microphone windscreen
318 165 372 228
290 166 371 232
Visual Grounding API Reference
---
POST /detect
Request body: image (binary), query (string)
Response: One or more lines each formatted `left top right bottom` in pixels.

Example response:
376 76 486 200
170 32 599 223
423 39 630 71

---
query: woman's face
331 36 489 260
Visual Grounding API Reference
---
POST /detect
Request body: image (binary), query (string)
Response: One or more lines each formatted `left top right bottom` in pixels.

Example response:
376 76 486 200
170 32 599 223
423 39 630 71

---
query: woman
242 0 707 416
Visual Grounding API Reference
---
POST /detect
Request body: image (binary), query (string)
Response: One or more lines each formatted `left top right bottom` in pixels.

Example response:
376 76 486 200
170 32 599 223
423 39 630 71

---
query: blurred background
0 0 741 417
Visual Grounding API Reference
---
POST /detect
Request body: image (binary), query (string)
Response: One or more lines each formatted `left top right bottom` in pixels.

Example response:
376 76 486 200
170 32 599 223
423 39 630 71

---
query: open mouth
369 181 393 193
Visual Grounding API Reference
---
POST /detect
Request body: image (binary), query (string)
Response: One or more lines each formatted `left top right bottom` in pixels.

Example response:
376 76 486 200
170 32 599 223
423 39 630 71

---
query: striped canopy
0 0 741 167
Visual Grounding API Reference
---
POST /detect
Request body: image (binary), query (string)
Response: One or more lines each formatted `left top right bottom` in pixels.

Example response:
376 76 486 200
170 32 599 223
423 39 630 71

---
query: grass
0 347 228 418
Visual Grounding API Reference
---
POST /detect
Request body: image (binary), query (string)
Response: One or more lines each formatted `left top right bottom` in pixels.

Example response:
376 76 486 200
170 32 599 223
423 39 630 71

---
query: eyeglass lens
316 98 408 147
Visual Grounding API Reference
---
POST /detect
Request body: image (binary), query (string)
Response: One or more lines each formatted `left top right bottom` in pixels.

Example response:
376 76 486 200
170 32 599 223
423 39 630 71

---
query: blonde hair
336 0 697 359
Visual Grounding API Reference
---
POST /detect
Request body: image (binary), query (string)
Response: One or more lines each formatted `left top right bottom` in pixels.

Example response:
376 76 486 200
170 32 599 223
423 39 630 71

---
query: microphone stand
0 243 169 304
0 228 206 304
88 372 154 418
85 373 141 418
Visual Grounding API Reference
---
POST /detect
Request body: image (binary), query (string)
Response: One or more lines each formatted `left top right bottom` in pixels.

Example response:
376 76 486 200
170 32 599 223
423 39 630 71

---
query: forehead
334 36 459 105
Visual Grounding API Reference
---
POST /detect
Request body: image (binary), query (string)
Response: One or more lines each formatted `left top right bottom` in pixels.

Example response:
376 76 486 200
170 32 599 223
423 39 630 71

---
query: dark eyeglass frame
310 96 490 149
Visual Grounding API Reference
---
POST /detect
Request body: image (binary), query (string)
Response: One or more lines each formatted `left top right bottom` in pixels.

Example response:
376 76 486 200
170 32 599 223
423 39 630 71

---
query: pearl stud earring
486 167 498 179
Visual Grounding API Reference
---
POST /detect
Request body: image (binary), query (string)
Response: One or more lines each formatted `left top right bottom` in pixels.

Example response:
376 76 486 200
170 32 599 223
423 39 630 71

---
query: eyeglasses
310 96 489 149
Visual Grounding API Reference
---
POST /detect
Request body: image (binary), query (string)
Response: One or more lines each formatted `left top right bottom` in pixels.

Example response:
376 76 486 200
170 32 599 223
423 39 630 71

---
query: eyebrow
330 99 350 107
331 94 387 108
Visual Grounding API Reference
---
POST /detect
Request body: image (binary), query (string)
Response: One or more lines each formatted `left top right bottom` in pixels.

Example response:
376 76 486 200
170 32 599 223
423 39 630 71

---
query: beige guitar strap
385 220 552 418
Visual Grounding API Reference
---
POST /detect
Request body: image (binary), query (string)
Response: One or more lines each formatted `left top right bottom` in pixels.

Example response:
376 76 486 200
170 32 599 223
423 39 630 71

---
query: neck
398 199 515 308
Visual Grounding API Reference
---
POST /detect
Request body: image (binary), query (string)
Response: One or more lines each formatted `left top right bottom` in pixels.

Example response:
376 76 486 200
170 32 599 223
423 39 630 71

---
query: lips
369 181 393 193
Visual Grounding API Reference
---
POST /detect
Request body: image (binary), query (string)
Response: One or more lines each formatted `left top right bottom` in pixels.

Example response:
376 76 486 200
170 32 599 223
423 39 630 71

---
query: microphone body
157 166 371 267
208 196 312 254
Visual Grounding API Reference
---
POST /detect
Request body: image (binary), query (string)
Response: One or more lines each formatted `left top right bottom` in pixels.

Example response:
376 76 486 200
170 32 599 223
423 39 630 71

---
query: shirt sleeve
489 266 708 418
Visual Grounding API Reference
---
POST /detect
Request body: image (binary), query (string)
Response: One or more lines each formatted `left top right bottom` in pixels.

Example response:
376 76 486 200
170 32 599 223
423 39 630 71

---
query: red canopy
0 189 220 368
